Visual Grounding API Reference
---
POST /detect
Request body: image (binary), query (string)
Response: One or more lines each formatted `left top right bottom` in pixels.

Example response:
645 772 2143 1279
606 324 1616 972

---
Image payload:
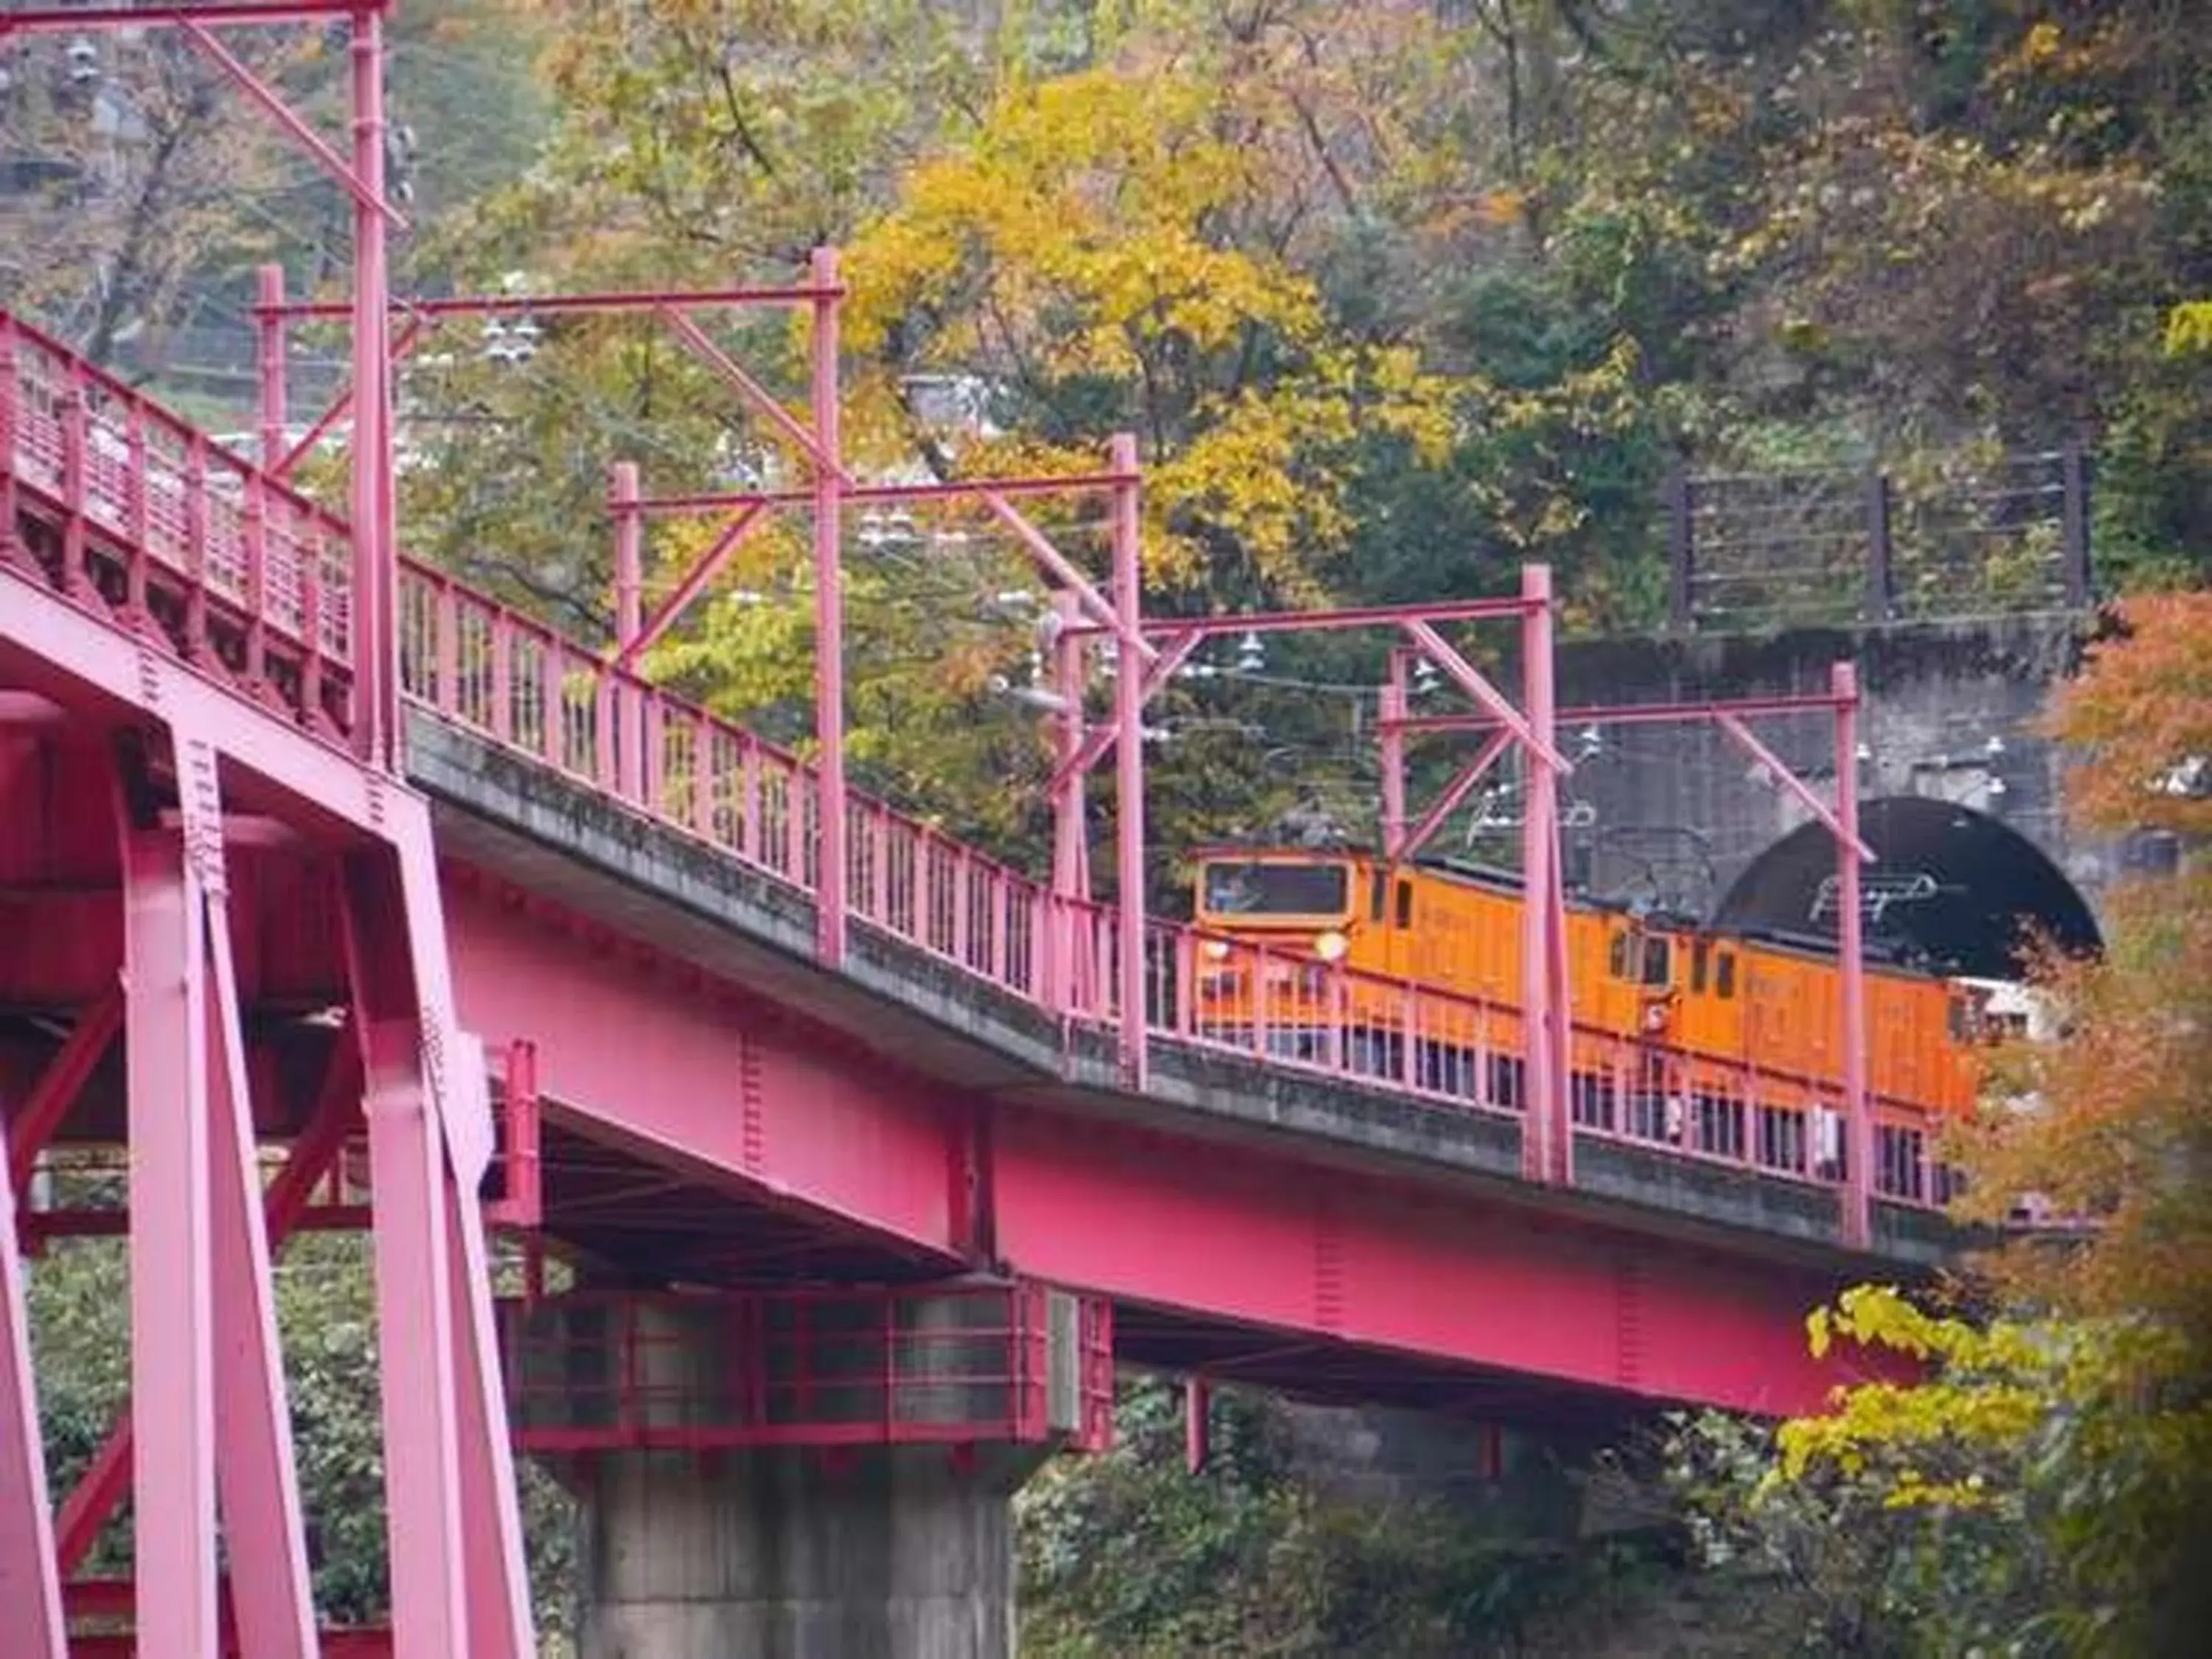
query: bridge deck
1 307 1953 1420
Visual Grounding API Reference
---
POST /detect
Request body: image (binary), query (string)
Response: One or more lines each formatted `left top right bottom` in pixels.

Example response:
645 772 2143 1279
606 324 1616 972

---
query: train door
1623 927 1682 1142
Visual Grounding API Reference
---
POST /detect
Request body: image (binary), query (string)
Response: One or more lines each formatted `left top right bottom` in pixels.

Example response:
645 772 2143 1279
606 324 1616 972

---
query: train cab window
1692 940 1711 994
1201 860 1349 917
1394 880 1413 928
1370 869 1387 924
1716 951 1737 999
1641 936 1672 988
1608 931 1631 979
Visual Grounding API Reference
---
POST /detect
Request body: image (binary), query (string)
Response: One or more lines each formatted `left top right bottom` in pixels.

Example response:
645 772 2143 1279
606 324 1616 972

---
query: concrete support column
504 1281 1107 1659
576 1442 1042 1659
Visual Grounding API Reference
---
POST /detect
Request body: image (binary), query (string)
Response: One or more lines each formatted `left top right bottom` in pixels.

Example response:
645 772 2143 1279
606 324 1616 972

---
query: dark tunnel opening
1711 796 2102 981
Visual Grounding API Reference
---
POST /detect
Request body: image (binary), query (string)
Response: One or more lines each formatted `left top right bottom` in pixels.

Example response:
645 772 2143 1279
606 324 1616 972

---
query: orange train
1186 847 2000 1186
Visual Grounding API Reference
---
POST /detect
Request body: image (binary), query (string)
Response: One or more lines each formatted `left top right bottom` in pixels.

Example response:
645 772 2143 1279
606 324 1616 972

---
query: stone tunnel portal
1711 796 2102 981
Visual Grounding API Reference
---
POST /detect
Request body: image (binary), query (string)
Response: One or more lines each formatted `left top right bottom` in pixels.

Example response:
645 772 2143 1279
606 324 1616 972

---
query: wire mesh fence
1666 445 2091 631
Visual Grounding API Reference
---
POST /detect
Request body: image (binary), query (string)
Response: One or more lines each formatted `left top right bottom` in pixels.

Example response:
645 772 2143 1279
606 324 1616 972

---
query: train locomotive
1186 845 2003 1198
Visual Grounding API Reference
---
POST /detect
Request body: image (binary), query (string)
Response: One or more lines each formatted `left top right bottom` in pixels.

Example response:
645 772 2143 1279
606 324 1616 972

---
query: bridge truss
0 5 1935 1655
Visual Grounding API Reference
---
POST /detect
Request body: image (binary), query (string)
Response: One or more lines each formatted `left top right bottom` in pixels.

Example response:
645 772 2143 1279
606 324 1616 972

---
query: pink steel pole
350 7 397 769
810 247 847 967
1519 565 1568 1183
201 814 321 1659
117 814 219 1658
1110 432 1147 1087
257 263 287 472
1380 651 1408 860
1835 661 1871 1246
612 462 644 799
1050 591 1087 1015
344 853 472 1658
613 462 643 648
0 1127 66 1659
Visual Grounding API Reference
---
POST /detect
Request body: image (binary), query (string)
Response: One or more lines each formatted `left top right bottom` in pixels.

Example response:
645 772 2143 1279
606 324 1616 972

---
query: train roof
1189 844 1957 983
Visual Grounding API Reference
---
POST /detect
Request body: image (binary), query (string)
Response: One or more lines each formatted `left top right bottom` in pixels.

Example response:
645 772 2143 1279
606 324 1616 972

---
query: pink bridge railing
0 314 354 728
2 310 1948 1213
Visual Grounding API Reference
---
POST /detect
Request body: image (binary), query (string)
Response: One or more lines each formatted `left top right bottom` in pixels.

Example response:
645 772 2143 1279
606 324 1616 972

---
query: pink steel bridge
0 6 1949 1655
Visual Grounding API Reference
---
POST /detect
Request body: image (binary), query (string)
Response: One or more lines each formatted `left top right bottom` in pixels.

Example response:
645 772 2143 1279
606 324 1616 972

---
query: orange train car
1185 847 1995 1189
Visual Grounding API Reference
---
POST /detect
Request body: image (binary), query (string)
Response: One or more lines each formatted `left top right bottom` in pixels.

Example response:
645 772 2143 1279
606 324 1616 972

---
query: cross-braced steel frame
254 251 1151 981
0 5 538 1655
1378 661 1877 1242
256 202 1879 1208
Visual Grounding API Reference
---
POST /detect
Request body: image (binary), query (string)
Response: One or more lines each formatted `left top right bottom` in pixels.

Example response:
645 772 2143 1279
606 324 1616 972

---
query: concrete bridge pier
576 1441 1043 1659
499 1279 1112 1659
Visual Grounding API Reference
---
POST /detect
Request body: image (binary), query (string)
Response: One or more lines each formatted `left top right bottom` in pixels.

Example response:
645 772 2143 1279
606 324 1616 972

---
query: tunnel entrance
1711 796 2101 981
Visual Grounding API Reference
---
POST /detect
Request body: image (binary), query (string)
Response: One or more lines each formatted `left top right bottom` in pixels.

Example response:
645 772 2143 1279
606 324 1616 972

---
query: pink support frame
1374 653 1877 1238
4 5 402 768
342 799 535 1659
184 737 323 1659
116 766 221 1657
0 1132 66 1659
1054 582 1567 1116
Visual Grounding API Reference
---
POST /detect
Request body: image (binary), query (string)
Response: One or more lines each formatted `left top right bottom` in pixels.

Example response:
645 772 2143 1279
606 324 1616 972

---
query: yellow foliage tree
844 59 1456 602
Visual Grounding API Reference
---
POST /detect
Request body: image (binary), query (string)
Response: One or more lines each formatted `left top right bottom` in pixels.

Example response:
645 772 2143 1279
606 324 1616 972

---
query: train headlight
1201 938 1232 962
1313 930 1349 964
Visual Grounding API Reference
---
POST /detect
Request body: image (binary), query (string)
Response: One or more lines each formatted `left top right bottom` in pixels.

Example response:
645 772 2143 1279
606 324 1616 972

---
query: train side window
1641 936 1672 988
1395 880 1413 928
1370 869 1387 924
1692 940 1711 994
1608 931 1630 979
1716 951 1737 999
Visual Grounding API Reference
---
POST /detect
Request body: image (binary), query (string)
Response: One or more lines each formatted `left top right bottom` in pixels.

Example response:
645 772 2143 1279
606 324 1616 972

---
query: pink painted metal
440 875 967 1251
192 740 321 1659
1110 432 1147 1086
611 501 770 672
268 316 426 486
1517 565 1570 1186
1050 592 1089 1015
1716 712 1875 863
440 1044 539 1659
1834 662 1872 1248
342 803 539 1659
4 301 1942 1225
484 1041 543 1233
257 265 288 472
988 1104 1906 1416
0 4 372 32
0 1127 66 1659
1394 728 1512 866
1397 691 1871 733
498 1282 1113 1454
1379 652 1408 858
1063 594 1541 641
639 470 1138 514
343 851 474 1659
611 462 645 797
6 314 354 723
265 282 845 322
811 246 849 968
117 799 220 1658
183 16 407 230
349 6 397 768
1402 616 1571 776
664 307 855 487
50 1047 364 1587
6 986 122 1198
